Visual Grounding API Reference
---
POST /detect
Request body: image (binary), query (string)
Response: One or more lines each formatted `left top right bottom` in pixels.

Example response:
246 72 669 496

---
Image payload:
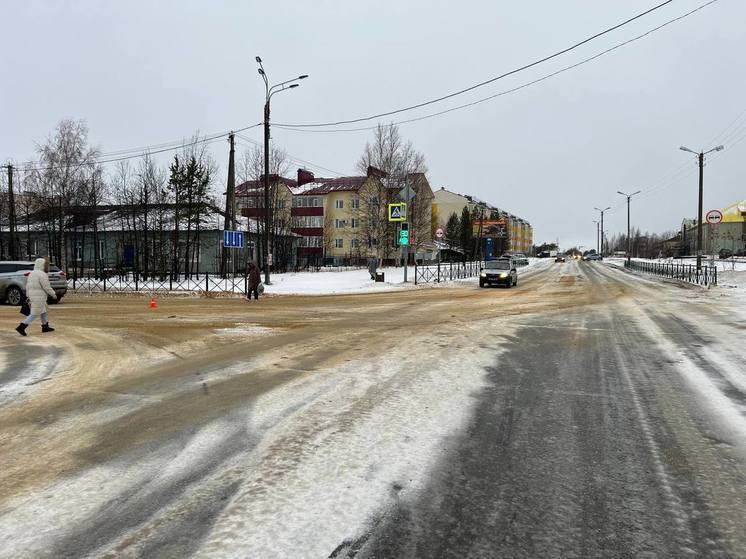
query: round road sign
436 227 444 239
705 209 723 225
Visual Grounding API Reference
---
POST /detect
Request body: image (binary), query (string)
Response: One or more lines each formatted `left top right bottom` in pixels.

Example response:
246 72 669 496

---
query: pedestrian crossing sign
388 203 407 222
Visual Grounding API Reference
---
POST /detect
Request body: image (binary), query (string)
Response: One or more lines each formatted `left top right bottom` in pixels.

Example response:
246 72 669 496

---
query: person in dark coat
367 255 378 281
247 261 261 300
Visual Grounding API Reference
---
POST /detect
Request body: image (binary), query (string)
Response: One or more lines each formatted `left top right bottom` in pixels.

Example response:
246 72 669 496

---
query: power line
706 107 746 150
275 0 682 129
274 1 721 135
233 133 349 177
16 123 262 173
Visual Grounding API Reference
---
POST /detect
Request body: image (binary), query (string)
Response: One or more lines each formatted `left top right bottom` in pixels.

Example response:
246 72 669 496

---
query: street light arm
704 145 724 155
268 75 309 94
679 146 697 154
267 83 302 101
617 191 628 197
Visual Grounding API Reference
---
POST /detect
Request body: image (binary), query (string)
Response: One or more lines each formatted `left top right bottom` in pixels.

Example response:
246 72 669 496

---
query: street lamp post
594 206 610 256
679 144 724 272
617 190 641 265
256 56 308 285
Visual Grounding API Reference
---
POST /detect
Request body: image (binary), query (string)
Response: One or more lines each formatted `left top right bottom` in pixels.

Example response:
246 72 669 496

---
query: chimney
297 168 315 186
366 165 388 178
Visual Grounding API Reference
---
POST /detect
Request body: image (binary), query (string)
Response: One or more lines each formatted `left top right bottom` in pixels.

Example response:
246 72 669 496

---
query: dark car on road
479 258 517 288
0 261 68 305
555 256 566 263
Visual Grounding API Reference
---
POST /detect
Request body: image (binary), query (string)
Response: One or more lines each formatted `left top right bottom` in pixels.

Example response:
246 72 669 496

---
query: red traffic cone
149 297 158 309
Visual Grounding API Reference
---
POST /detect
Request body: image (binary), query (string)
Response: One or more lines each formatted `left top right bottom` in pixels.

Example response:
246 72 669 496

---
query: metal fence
414 260 485 285
69 272 248 295
624 260 717 286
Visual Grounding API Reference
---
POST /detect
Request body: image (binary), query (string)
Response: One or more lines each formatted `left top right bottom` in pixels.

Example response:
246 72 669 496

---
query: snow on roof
289 181 327 195
236 176 298 196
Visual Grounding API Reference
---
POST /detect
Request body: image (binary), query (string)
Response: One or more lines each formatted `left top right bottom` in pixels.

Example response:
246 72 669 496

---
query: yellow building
432 187 533 254
237 167 436 264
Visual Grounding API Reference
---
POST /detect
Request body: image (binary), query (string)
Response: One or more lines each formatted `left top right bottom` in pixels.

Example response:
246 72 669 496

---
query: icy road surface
0 260 744 558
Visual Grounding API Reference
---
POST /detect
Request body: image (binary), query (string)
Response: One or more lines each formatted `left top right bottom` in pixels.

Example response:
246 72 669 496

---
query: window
335 239 343 248
277 199 286 209
299 236 323 248
293 215 324 228
74 240 83 261
0 264 15 274
98 240 106 259
351 218 359 229
351 239 360 249
335 219 346 228
313 197 321 207
351 198 360 209
335 199 344 209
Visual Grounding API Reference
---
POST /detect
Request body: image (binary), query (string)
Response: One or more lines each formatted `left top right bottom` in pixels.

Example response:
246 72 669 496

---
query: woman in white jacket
15 257 57 336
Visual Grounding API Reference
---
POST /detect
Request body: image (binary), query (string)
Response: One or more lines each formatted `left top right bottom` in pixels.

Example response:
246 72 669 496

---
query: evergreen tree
445 212 460 247
459 206 474 259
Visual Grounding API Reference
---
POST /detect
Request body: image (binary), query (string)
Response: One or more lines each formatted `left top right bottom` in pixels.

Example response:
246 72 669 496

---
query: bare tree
238 144 293 268
356 123 427 261
35 119 99 267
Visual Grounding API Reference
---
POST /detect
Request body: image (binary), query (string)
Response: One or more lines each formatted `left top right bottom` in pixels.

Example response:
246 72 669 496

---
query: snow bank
265 258 546 295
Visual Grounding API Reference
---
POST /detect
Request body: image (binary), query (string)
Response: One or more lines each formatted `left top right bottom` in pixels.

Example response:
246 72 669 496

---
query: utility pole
680 144 724 272
6 165 18 260
594 206 610 256
617 190 641 266
262 100 271 284
256 56 308 285
593 220 599 254
697 151 704 271
222 132 236 277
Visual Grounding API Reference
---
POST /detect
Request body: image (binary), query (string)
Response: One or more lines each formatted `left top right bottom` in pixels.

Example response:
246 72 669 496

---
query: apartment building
236 167 390 265
431 187 533 255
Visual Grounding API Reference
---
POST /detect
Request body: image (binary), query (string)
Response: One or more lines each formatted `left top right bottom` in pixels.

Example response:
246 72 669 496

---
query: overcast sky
2 0 744 249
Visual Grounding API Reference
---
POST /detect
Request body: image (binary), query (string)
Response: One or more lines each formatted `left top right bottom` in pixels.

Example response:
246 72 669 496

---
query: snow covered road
0 260 744 558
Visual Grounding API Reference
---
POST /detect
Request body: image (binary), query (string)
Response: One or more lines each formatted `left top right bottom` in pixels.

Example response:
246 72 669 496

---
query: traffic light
399 222 409 246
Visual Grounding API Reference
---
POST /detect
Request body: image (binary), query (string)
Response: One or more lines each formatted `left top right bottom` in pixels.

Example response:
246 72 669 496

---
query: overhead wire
233 133 349 177
274 0 720 134
17 123 263 173
273 0 689 129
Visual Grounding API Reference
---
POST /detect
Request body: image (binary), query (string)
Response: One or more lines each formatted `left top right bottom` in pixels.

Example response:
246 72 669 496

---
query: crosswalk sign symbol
388 203 406 222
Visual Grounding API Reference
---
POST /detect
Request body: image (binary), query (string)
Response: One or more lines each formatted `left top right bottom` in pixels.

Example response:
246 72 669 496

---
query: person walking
247 261 261 301
15 257 57 337
367 254 378 281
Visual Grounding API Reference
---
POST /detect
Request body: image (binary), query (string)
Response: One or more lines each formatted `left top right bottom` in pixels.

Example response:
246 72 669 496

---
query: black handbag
20 299 30 316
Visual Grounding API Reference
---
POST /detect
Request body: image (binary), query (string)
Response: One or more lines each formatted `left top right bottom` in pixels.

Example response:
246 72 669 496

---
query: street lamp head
255 56 262 63
632 190 641 196
714 145 724 152
298 74 309 80
679 146 696 154
617 191 627 197
288 83 299 89
257 68 265 75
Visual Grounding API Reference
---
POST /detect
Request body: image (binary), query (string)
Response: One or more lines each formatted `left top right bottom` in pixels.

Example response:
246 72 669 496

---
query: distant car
719 249 733 259
555 256 566 263
480 258 517 288
502 253 529 266
0 261 68 306
585 254 603 261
